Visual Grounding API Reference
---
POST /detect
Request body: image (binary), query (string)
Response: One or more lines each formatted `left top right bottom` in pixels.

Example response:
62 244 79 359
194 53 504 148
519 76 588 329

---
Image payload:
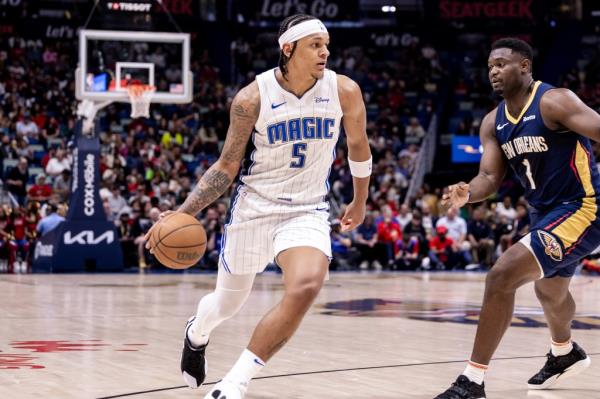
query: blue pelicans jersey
495 81 600 277
494 81 600 209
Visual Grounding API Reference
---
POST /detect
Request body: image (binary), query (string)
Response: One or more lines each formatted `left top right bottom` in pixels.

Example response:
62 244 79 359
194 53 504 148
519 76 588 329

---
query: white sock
463 361 488 385
187 276 254 348
187 293 215 347
224 349 265 391
551 339 573 357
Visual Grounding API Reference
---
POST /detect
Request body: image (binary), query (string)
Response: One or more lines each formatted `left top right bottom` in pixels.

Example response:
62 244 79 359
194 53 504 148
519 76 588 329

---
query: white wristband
348 157 372 178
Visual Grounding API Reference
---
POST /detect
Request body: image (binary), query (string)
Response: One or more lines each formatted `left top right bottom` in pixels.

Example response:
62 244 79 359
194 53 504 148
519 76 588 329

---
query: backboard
76 29 192 104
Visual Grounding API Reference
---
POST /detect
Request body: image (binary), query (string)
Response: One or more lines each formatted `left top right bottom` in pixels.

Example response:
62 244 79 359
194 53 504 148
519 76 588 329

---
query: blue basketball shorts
519 198 600 278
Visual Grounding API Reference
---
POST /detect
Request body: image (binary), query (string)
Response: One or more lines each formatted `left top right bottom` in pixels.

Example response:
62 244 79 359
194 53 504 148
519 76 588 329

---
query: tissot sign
106 2 152 12
251 0 358 20
440 0 534 19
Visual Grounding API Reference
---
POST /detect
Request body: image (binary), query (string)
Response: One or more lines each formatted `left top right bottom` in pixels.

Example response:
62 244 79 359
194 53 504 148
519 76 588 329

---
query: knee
535 285 567 308
485 265 518 294
286 276 324 304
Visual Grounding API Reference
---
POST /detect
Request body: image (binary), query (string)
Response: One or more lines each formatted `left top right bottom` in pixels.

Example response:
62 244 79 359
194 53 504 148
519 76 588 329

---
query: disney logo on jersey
315 97 330 103
523 115 536 122
267 117 336 144
537 230 563 262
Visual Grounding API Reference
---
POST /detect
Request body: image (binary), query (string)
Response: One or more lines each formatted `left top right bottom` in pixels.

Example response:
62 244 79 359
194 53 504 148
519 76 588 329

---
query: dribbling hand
144 210 175 252
441 182 470 209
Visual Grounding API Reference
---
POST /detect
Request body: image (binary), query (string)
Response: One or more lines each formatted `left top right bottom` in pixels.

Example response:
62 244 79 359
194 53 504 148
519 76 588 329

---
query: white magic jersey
220 68 342 274
240 68 343 205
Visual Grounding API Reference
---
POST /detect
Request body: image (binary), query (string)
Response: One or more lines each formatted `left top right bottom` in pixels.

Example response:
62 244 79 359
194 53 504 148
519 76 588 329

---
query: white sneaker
204 379 246 399
465 263 481 271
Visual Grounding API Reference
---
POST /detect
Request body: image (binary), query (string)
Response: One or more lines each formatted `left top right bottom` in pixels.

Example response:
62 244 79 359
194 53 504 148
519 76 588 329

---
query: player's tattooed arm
179 81 260 216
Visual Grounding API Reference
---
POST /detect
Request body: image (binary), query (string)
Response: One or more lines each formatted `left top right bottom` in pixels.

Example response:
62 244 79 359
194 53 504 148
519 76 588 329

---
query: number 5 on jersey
290 143 307 168
522 158 536 189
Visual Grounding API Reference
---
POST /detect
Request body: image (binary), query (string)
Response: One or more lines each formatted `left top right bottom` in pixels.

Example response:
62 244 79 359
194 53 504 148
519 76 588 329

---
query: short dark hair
491 37 533 62
278 14 317 80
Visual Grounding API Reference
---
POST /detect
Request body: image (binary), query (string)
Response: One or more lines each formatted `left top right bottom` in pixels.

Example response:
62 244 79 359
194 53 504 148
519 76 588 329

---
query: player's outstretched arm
540 88 600 140
442 109 507 209
178 81 260 216
338 75 371 232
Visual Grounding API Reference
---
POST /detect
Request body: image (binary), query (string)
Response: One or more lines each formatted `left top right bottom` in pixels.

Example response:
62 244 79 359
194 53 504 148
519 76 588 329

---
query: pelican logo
537 230 563 261
318 299 600 329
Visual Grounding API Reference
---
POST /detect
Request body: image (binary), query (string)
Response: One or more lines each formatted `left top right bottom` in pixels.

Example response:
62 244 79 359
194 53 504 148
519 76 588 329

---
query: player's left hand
340 201 366 232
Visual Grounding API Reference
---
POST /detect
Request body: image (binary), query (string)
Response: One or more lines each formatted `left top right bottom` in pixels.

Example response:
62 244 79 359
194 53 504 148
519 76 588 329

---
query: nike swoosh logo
497 123 509 130
271 102 286 109
316 207 329 211
254 358 264 366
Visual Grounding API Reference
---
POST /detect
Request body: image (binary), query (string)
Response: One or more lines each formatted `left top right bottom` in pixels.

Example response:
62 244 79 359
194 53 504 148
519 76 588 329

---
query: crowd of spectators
331 191 533 272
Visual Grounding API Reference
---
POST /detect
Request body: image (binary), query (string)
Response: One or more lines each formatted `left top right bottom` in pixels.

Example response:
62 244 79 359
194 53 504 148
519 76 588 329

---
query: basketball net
127 84 155 118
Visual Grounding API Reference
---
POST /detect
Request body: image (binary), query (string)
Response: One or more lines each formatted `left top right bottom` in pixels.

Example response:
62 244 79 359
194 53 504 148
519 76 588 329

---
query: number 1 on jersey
290 143 307 168
522 158 536 189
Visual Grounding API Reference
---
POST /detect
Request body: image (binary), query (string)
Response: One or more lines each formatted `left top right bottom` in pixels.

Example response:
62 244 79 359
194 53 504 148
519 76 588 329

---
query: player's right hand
441 182 470 209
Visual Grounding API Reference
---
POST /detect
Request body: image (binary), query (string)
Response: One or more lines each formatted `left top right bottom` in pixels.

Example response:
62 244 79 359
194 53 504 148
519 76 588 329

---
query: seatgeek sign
439 0 534 19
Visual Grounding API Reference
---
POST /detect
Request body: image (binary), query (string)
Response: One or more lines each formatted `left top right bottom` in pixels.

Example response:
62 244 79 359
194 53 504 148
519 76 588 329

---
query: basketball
150 213 207 269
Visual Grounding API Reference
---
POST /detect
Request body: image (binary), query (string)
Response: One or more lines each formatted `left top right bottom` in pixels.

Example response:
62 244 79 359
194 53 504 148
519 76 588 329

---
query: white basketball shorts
218 186 332 275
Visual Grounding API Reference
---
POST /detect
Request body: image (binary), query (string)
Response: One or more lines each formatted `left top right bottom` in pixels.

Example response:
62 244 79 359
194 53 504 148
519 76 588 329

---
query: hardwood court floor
1 272 599 399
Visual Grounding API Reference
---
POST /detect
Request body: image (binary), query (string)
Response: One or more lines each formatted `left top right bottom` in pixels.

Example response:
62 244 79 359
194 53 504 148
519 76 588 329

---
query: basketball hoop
127 84 155 118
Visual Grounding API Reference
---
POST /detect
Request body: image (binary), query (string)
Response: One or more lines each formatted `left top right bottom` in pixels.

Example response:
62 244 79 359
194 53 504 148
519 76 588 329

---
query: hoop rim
126 84 156 97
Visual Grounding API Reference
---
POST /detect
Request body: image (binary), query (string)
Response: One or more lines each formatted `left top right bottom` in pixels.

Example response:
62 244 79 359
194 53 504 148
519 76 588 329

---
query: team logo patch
318 299 600 329
537 230 563 261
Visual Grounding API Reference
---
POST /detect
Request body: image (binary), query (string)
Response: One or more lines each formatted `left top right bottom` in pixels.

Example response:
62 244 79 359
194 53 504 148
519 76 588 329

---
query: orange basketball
150 212 207 269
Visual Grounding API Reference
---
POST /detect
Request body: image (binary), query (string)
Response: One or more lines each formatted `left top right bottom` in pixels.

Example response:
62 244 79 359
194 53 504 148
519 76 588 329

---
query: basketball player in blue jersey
146 14 371 399
435 38 596 398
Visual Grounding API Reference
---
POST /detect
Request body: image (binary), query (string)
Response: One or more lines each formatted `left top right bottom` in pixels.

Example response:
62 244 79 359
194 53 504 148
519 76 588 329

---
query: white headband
278 19 328 49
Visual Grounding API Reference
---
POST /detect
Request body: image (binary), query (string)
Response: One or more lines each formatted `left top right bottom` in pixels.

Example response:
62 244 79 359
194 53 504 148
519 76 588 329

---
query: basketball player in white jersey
145 14 371 398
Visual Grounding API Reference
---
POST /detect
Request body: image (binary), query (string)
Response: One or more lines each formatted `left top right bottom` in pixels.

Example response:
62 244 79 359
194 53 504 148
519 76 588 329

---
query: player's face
487 48 529 96
293 33 330 79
